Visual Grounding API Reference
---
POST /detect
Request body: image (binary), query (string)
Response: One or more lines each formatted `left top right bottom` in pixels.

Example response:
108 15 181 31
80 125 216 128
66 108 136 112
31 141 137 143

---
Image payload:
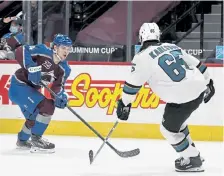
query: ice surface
0 134 223 176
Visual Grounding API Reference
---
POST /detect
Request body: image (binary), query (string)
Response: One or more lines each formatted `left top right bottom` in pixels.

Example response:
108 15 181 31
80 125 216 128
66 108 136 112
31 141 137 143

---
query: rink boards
0 61 223 141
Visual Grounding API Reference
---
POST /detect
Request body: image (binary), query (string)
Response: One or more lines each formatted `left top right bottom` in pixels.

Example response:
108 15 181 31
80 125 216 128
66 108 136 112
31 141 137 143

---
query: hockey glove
204 79 215 103
28 65 42 85
116 99 131 121
55 91 68 109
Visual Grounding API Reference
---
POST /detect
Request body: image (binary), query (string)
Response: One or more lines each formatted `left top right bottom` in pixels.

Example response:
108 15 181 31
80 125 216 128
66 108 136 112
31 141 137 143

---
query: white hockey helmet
139 23 161 44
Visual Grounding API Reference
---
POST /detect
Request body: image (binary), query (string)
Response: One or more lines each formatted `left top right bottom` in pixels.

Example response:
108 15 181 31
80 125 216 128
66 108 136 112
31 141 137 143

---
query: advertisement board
0 61 223 141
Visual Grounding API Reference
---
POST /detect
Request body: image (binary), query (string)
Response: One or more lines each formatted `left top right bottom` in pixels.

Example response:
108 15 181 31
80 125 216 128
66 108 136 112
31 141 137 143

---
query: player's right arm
122 54 151 106
117 54 151 121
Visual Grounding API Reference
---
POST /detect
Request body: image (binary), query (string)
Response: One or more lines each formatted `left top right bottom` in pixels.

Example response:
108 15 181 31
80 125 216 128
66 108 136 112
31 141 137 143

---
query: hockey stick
89 120 119 164
41 82 140 158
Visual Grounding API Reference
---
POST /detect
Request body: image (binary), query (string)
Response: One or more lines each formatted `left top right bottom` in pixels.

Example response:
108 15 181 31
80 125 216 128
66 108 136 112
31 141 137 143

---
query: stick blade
116 148 140 158
89 150 94 164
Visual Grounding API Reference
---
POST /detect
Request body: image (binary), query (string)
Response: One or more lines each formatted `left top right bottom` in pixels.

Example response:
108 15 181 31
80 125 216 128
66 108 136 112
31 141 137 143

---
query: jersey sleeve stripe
31 53 52 60
196 61 202 68
123 82 141 95
124 81 142 89
198 64 207 74
14 35 21 44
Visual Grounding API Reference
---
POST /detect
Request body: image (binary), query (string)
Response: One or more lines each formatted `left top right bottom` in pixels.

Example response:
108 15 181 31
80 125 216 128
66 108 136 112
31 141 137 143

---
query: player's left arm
180 48 215 103
196 61 215 103
180 48 210 83
117 55 151 121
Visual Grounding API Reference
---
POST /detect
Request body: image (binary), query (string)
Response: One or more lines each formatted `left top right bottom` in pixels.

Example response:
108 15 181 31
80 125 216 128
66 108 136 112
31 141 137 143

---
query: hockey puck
89 150 94 164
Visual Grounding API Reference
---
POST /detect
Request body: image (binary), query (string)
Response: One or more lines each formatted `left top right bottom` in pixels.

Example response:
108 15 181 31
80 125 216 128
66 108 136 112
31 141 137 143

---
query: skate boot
175 155 204 172
175 143 205 162
30 135 55 153
16 139 32 150
175 155 205 163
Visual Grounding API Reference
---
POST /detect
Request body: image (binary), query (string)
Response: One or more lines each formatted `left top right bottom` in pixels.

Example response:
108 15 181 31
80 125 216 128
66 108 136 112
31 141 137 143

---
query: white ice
0 134 223 176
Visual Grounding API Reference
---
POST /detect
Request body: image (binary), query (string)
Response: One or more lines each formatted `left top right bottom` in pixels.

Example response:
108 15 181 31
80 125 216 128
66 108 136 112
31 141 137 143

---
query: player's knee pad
37 98 55 116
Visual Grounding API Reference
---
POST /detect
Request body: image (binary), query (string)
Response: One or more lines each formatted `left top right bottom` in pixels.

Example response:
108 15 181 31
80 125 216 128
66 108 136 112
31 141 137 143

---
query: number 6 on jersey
158 50 188 82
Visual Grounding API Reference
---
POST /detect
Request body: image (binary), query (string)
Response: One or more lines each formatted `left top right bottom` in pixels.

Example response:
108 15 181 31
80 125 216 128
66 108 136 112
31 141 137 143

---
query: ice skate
30 135 55 153
16 139 32 150
175 155 205 163
175 155 204 172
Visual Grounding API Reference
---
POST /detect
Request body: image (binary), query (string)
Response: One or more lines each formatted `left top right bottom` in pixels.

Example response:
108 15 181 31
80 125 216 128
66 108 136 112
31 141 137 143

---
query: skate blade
30 147 55 154
176 166 204 172
16 146 31 150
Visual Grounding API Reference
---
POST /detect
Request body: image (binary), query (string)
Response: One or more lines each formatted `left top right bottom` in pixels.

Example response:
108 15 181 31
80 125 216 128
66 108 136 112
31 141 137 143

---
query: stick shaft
41 83 121 153
91 121 119 163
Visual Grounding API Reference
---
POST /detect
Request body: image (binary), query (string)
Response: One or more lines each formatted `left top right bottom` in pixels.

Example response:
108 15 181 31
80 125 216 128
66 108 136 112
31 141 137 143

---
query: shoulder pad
29 44 53 58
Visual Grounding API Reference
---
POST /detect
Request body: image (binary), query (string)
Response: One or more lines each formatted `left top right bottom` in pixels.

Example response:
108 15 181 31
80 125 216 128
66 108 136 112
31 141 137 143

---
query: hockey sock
18 123 31 141
161 124 199 158
31 114 52 136
180 125 197 148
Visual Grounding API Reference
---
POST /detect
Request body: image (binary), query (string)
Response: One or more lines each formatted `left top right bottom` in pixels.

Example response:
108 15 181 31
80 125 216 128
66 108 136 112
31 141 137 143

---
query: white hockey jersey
122 43 210 105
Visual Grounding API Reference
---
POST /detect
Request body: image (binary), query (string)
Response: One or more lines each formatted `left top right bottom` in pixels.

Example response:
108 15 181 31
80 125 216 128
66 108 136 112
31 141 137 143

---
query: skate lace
39 138 50 145
180 158 190 166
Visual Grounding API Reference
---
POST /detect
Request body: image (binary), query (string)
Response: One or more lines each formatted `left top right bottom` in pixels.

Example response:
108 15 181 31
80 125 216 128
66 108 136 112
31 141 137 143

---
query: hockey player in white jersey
116 23 215 172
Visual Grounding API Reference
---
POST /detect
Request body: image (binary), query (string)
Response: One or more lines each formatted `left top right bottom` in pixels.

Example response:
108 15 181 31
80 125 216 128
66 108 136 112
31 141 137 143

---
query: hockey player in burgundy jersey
8 34 72 153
